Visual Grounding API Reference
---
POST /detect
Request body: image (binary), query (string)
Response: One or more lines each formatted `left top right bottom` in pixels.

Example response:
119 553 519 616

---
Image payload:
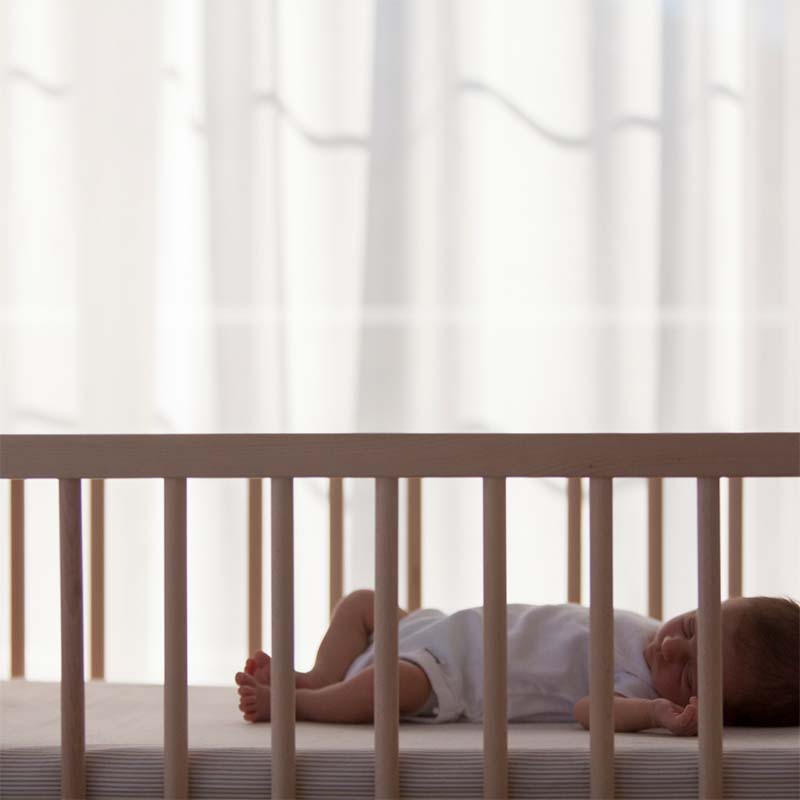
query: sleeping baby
235 589 799 734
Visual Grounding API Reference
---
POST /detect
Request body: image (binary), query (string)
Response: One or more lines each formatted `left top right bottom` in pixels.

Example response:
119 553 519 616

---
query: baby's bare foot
242 651 319 689
244 649 271 677
235 672 270 722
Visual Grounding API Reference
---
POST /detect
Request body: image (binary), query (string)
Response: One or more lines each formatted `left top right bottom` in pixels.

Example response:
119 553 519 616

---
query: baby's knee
345 588 375 605
339 589 374 612
333 589 375 622
334 589 406 633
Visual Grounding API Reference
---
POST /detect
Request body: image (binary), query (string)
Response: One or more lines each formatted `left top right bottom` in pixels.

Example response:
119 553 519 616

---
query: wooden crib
1 432 798 800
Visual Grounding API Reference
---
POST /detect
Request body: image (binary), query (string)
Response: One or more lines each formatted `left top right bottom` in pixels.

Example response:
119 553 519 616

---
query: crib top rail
1 432 798 479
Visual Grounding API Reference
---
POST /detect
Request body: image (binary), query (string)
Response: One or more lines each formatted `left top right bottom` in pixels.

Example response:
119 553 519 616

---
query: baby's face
643 599 748 707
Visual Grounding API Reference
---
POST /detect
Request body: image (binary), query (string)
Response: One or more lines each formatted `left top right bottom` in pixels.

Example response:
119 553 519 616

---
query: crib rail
2 432 799 800
1 432 798 478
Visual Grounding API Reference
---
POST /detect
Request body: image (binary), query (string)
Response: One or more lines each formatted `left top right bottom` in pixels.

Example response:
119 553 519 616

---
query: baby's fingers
674 703 698 736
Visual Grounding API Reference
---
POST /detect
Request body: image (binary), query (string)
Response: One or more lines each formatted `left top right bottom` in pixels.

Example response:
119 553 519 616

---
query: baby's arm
573 694 655 733
573 694 698 735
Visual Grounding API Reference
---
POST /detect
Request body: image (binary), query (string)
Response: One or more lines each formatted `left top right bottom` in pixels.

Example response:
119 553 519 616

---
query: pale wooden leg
590 478 614 800
248 478 263 655
90 479 105 679
698 478 723 799
59 479 85 800
10 480 25 678
329 477 344 618
375 477 399 799
164 478 188 799
483 477 508 800
271 477 296 799
648 477 663 620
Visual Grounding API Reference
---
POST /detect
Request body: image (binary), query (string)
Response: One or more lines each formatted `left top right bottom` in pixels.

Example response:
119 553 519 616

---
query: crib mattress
1 680 798 799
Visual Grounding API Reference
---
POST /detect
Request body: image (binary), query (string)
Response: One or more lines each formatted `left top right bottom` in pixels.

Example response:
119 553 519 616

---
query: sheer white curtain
1 0 798 685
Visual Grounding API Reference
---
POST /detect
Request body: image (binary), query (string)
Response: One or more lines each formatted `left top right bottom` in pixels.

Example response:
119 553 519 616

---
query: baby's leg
240 588 408 690
236 660 431 723
243 652 316 689
298 661 431 723
306 588 407 688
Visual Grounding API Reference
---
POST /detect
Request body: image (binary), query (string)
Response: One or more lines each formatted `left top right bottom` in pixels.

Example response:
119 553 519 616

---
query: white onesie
343 603 660 723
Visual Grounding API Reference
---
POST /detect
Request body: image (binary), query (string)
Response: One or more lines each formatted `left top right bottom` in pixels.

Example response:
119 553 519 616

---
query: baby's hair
725 596 799 726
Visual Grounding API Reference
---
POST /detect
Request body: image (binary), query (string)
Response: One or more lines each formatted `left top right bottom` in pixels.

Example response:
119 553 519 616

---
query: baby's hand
652 696 698 736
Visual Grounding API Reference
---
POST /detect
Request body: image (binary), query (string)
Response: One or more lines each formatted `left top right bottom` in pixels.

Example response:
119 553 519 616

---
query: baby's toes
252 651 271 670
243 698 258 719
236 671 258 688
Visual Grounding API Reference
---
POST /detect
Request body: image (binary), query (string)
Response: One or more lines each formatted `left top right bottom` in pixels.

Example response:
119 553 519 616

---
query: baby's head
644 596 799 726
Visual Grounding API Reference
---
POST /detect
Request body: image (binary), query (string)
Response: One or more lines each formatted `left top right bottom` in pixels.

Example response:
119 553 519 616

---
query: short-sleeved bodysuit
343 603 660 723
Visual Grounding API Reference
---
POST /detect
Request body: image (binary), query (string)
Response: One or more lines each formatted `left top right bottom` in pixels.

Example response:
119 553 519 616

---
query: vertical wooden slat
589 478 614 800
728 477 743 598
59 479 86 800
375 477 399 800
90 479 105 679
648 477 663 620
697 478 723 799
164 478 188 800
407 477 422 611
10 480 25 678
567 477 582 604
329 477 344 617
483 477 508 800
272 477 296 800
248 478 263 656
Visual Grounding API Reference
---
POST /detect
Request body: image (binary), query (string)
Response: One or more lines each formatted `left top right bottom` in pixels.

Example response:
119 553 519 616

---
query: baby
235 589 799 734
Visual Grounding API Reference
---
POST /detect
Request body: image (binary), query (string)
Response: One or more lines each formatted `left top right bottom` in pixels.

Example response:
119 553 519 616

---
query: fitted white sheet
2 680 799 799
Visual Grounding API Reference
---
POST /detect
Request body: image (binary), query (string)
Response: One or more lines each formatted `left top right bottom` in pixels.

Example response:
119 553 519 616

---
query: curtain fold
1 0 797 684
